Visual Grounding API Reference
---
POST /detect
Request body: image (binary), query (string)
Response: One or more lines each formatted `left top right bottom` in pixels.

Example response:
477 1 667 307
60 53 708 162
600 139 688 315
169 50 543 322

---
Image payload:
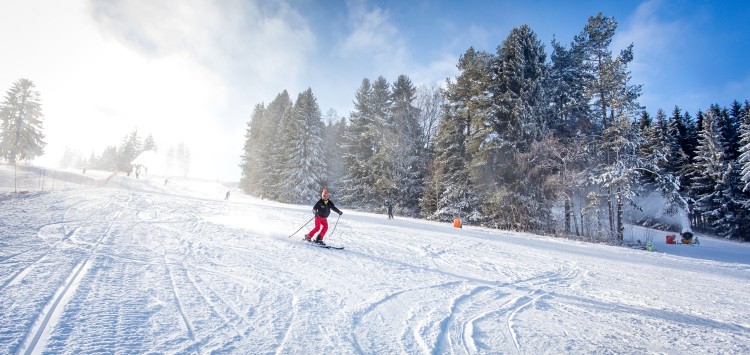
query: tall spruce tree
240 103 266 195
547 37 593 233
341 78 384 208
690 111 727 233
321 109 347 192
369 76 394 206
263 91 294 200
389 74 425 215
666 107 690 199
576 13 642 241
426 104 481 222
547 38 591 137
740 102 750 194
280 88 326 204
480 24 548 230
0 78 46 164
426 47 492 222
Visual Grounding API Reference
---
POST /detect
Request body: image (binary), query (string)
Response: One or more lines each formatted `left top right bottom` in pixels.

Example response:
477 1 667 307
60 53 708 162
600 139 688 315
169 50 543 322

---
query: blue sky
291 0 749 116
1 0 748 180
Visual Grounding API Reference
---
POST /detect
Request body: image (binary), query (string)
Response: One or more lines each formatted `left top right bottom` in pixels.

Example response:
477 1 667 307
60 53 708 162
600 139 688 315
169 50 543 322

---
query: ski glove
338 211 343 215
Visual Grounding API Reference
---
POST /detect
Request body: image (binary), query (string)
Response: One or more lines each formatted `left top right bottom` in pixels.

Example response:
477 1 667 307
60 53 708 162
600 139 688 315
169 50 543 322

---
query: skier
305 188 342 246
385 199 393 219
225 190 230 200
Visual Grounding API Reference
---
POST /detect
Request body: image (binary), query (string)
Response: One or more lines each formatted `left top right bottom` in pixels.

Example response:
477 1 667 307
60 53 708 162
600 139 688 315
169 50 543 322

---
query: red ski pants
307 216 329 240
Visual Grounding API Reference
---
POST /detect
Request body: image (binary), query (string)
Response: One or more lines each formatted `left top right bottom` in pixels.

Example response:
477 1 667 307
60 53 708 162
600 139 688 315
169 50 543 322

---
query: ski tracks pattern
350 241 585 354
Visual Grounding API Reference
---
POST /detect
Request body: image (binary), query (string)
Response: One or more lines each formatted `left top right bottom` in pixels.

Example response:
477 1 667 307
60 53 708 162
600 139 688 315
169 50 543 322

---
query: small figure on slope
385 199 394 220
305 188 342 246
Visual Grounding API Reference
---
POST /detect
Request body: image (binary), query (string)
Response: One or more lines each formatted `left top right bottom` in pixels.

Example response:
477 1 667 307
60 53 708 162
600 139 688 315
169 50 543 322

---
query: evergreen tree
637 109 668 189
117 129 142 172
443 47 493 160
725 100 744 161
546 37 593 232
259 91 293 200
341 79 380 207
282 88 326 204
143 133 157 152
740 101 750 194
369 76 394 206
690 111 727 233
389 74 426 215
431 47 492 223
682 111 699 163
321 109 347 192
736 101 750 240
426 104 481 222
240 103 266 195
0 78 46 164
576 13 643 241
547 37 592 137
666 106 690 195
98 146 118 171
480 24 548 230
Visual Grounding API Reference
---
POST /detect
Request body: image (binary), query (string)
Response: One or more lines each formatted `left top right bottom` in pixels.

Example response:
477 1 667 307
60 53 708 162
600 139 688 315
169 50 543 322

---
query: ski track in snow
2 168 750 354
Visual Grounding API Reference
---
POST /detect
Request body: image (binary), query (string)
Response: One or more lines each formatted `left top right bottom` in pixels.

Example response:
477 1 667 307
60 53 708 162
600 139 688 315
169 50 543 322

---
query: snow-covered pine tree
262 91 293 201
321 109 347 193
117 129 142 172
724 101 744 161
0 78 46 164
240 103 266 195
547 37 591 137
576 13 643 241
427 104 481 222
665 107 691 208
388 74 426 216
682 110 699 163
279 88 326 204
480 24 548 230
546 36 594 234
740 102 750 193
737 101 750 240
426 47 491 222
368 76 394 207
690 110 728 233
341 79 380 208
143 133 157 152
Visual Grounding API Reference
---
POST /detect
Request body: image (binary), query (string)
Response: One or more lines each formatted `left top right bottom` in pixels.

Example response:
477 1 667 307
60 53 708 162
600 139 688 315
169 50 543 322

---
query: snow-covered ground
2 164 749 354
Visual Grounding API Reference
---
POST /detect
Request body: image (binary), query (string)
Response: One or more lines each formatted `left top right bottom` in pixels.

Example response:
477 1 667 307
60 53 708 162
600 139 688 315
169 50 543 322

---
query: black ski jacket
312 199 342 218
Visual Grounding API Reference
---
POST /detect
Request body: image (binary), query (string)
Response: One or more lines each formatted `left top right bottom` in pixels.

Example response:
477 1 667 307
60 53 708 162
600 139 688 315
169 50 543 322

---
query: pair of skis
303 238 344 250
290 215 344 249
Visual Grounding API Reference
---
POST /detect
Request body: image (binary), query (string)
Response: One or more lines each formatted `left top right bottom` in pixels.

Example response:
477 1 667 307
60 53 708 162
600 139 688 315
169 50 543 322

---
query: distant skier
305 188 342 246
385 199 394 219
225 190 230 200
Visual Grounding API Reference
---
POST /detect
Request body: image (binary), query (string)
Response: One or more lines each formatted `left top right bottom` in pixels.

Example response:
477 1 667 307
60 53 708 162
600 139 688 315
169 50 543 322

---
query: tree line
240 13 750 242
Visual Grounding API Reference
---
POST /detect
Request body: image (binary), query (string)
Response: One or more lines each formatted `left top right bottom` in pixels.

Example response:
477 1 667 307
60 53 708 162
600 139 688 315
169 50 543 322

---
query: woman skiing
305 188 342 246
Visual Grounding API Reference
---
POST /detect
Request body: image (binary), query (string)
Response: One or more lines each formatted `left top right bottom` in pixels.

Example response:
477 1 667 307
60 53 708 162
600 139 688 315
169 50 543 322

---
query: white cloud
338 1 409 72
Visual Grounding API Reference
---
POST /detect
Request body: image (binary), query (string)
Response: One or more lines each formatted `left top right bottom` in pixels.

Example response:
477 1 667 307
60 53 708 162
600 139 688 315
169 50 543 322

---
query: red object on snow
666 235 677 244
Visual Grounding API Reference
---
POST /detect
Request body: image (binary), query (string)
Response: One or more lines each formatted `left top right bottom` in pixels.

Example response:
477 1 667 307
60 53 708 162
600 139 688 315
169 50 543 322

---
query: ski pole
328 213 342 238
288 216 315 238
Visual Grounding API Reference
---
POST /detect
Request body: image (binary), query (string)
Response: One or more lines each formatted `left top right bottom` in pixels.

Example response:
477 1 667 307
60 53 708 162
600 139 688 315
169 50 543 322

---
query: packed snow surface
2 165 749 354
